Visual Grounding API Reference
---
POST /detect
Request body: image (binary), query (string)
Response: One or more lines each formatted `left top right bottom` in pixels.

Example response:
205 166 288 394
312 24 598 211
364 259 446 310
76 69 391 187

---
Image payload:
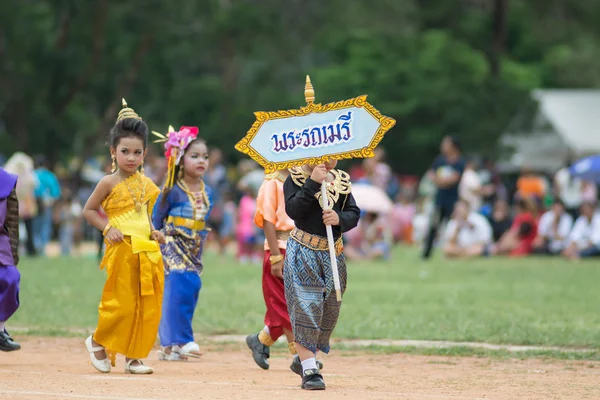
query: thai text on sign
270 111 353 153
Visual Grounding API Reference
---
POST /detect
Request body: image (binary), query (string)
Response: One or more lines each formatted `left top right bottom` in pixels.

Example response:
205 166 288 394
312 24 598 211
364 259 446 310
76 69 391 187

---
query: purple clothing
0 169 17 267
0 168 16 199
0 266 20 321
0 168 19 321
0 198 13 267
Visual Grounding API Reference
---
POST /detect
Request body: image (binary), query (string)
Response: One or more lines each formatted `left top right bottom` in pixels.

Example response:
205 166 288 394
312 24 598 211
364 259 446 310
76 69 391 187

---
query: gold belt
166 216 206 231
290 228 343 256
276 230 291 241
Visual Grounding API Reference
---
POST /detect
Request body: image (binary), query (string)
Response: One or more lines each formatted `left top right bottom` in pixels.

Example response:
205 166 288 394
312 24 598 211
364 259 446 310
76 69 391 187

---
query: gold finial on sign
304 75 315 104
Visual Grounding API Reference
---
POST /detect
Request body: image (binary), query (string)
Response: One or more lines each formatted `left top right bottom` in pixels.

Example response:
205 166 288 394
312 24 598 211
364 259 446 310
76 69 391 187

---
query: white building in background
499 89 600 173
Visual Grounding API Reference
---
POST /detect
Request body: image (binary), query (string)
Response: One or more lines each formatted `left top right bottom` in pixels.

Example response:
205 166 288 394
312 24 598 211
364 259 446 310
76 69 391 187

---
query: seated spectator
562 202 600 260
488 199 512 242
390 191 416 243
582 181 598 204
443 200 492 258
532 199 573 255
491 198 538 257
459 159 482 212
344 212 392 261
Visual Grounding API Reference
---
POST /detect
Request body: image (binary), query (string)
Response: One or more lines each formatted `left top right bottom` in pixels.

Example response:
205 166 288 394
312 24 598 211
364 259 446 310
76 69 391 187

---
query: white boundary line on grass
10 327 597 353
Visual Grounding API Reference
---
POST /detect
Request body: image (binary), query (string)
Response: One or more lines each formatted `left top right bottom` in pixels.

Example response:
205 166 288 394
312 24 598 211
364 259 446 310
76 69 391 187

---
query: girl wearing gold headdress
82 100 166 375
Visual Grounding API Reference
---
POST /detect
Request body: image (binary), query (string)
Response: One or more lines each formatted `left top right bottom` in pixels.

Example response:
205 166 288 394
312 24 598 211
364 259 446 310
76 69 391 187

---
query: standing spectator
553 159 582 219
562 202 600 260
422 135 465 259
357 149 399 199
96 159 112 260
532 199 573 255
236 186 260 264
32 156 61 255
442 200 492 258
142 148 167 186
479 158 505 199
219 191 237 252
516 167 546 203
459 159 482 212
4 153 38 256
204 148 229 253
237 159 264 198
54 189 83 256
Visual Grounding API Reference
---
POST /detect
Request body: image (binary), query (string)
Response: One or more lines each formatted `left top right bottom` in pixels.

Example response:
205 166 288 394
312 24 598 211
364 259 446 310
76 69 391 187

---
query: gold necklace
178 180 209 220
124 172 146 213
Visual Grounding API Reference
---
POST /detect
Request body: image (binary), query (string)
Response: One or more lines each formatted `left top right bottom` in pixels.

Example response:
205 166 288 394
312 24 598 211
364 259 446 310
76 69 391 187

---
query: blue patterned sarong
284 234 347 354
159 270 202 346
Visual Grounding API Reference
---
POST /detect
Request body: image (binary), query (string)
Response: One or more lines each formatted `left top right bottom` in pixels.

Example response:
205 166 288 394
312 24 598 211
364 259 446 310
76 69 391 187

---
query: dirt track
1 337 599 400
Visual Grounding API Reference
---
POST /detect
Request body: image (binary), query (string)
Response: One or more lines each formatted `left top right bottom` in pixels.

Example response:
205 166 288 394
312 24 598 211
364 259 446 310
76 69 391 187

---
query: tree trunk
490 0 509 76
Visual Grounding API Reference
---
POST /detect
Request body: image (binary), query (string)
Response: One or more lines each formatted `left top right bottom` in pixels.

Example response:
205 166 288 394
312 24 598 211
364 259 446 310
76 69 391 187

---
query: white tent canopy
500 89 600 173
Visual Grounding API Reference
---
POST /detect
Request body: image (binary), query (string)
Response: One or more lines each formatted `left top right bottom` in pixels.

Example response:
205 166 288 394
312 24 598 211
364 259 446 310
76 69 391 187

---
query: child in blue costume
152 126 213 361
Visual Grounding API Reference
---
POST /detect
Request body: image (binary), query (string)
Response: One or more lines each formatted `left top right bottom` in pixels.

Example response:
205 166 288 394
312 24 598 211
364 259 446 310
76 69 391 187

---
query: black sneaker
302 368 326 390
290 355 324 376
0 329 21 352
245 333 270 370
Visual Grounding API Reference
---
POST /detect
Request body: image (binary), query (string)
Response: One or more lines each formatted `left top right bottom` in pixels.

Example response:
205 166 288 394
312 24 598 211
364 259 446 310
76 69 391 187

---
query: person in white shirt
532 199 573 255
459 159 482 212
562 202 600 260
554 161 582 219
443 199 493 258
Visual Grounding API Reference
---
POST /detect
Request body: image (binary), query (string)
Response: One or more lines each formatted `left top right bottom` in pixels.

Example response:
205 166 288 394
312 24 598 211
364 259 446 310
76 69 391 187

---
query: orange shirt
517 176 545 199
254 174 295 251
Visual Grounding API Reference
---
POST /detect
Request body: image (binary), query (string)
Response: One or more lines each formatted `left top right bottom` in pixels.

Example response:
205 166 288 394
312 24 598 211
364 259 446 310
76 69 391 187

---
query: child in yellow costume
83 100 166 374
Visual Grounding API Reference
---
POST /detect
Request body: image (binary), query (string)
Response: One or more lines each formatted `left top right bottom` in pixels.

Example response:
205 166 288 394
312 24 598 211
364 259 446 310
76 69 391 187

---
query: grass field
10 246 600 349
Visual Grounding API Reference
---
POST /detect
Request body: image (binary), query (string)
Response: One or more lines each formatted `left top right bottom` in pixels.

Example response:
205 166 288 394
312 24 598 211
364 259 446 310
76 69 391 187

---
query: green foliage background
2 0 600 173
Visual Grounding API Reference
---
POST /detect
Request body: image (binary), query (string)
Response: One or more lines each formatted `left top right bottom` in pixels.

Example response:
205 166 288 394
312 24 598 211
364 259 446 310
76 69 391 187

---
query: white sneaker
124 359 153 374
84 335 111 373
177 342 202 358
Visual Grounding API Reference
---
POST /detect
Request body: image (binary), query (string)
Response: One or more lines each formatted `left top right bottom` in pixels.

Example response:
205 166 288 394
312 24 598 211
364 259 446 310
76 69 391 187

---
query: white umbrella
351 183 393 214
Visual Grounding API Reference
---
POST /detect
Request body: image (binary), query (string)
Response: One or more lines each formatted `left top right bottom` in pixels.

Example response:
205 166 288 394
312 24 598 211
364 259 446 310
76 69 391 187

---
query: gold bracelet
102 224 111 237
269 254 284 264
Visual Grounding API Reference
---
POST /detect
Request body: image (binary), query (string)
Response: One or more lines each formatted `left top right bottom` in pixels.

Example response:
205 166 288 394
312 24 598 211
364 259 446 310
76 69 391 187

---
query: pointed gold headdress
116 98 142 122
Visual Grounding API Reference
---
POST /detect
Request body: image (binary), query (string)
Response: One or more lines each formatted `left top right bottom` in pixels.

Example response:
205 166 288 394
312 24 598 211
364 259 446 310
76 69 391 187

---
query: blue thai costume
152 181 213 348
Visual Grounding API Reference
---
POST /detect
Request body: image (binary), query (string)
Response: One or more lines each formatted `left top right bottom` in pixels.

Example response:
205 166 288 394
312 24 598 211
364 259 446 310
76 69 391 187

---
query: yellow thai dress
94 172 164 363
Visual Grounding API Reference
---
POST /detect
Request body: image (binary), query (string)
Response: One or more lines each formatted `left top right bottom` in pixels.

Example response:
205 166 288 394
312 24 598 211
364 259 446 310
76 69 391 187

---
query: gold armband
102 224 111 237
269 254 284 265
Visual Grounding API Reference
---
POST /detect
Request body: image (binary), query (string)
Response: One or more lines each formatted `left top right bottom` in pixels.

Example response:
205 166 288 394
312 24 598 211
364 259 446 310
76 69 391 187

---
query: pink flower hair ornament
152 125 200 166
151 125 200 189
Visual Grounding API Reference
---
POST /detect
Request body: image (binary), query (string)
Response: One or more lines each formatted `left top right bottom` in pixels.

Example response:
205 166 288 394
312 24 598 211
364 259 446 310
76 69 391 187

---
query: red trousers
263 249 292 340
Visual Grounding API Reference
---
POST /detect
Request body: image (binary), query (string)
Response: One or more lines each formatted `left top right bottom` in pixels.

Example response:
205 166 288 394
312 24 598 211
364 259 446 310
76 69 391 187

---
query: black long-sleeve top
284 169 361 239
